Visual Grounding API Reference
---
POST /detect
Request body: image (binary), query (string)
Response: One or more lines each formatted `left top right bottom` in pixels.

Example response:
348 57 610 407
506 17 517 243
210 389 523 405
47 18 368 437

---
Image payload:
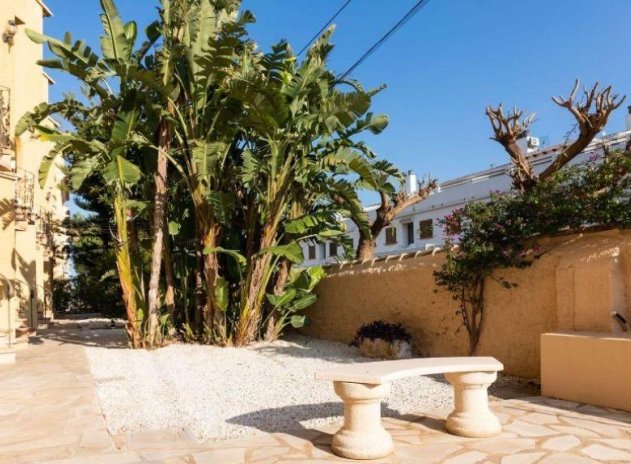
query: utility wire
297 0 353 56
339 0 431 80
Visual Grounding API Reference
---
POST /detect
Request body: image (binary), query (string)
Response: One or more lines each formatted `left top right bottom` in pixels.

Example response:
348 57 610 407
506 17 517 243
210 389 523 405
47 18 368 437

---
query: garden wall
302 228 631 378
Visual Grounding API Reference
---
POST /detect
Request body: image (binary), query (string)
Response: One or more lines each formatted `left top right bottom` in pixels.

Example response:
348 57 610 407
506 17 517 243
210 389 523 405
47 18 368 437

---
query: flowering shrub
434 150 631 354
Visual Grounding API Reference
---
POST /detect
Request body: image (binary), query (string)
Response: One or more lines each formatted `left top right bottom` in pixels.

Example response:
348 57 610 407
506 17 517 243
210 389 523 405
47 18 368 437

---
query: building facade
303 124 631 266
0 0 68 363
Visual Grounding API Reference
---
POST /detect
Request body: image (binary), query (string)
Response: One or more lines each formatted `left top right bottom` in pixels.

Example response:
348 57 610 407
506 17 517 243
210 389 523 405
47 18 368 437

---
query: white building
303 111 631 265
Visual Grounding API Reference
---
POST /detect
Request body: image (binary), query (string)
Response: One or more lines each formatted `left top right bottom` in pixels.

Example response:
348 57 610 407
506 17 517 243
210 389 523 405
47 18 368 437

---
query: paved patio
1 324 631 463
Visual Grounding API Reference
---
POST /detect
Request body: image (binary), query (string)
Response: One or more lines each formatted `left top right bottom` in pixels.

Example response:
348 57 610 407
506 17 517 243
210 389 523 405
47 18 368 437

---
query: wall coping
321 226 631 272
542 331 631 341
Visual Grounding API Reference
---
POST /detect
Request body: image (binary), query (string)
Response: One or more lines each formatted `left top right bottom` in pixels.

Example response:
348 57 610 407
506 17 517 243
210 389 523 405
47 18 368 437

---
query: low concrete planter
542 331 631 412
358 338 412 360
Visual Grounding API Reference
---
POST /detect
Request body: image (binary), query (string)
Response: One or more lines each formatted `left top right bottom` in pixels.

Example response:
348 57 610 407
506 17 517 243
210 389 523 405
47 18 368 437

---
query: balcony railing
0 86 12 155
15 169 35 224
36 206 46 243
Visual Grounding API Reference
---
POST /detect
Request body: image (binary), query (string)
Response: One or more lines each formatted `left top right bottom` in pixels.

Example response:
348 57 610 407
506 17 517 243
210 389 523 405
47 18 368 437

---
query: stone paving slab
1 323 631 463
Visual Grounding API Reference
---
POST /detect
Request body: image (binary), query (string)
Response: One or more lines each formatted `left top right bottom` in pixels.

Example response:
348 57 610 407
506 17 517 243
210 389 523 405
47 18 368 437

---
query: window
385 226 397 245
419 219 433 239
405 222 414 246
329 243 337 257
307 245 316 260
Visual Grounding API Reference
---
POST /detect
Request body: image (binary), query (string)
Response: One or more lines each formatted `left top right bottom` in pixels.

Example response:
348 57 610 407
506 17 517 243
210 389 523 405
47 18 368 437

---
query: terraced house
303 125 631 266
0 0 69 364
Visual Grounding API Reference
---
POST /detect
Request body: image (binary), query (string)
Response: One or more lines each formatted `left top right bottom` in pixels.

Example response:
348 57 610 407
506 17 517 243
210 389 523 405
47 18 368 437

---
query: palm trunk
163 233 176 323
146 120 169 348
113 192 141 348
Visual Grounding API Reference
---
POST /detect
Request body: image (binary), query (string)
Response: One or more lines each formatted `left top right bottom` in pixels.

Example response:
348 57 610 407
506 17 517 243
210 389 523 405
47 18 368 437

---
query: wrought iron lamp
2 20 18 45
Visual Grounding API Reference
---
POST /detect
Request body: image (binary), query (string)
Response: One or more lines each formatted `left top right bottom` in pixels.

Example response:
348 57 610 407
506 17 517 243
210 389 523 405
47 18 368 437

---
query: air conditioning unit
527 136 540 149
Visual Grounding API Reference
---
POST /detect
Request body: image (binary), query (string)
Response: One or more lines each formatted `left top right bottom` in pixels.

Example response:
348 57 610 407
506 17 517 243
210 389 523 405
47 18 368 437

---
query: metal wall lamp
2 20 18 45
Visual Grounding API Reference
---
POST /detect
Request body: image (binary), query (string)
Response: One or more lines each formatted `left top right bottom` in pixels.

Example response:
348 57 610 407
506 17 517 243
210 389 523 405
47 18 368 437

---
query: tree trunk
199 221 221 340
465 278 485 356
264 258 291 341
194 242 205 333
163 233 176 323
356 235 376 260
146 120 169 349
355 210 388 260
235 226 275 346
127 217 145 310
113 192 141 348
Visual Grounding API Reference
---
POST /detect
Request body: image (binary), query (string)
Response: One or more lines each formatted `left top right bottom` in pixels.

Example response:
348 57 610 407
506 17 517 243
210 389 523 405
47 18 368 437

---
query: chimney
626 106 631 131
405 170 418 196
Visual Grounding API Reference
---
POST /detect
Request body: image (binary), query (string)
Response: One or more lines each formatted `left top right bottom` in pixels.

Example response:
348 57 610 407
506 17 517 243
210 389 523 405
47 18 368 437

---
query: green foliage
52 214 126 318
435 151 631 353
264 266 325 338
22 0 394 347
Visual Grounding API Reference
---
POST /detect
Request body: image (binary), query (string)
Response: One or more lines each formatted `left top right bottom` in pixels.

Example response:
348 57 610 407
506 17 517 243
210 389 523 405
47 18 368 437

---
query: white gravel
84 334 455 441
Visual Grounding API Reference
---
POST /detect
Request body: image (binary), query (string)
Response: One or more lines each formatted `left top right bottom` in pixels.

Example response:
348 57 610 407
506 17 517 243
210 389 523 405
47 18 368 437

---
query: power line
297 0 353 56
339 0 431 80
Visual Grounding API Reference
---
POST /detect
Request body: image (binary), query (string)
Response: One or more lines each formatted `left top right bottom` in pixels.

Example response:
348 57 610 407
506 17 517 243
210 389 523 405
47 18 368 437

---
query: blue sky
43 0 631 197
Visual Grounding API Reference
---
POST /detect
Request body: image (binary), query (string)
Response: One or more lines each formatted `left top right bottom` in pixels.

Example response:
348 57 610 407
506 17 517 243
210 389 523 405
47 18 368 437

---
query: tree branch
540 80 626 181
371 177 437 238
485 104 537 190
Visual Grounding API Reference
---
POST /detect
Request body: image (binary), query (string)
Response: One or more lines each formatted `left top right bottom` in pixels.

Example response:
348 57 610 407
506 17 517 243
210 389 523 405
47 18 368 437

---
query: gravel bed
84 334 457 441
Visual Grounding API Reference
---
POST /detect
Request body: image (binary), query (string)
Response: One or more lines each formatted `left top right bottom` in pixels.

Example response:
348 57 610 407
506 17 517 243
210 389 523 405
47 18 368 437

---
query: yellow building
0 0 68 364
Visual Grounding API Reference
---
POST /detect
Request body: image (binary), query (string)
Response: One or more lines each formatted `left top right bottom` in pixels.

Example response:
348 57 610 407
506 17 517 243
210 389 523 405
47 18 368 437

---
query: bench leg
331 381 393 460
444 371 502 438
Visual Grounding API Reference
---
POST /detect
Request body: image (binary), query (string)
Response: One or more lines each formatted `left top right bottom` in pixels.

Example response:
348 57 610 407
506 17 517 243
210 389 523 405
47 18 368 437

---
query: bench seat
316 356 504 460
315 356 503 384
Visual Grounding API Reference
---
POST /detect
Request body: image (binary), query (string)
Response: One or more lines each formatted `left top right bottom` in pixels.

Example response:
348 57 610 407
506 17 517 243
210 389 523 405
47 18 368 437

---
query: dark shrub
351 320 412 346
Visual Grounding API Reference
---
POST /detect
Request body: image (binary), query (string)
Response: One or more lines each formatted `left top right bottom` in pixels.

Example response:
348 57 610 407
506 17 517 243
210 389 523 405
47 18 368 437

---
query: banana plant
154 0 256 338
229 28 389 345
20 0 395 349
263 265 325 340
18 0 167 347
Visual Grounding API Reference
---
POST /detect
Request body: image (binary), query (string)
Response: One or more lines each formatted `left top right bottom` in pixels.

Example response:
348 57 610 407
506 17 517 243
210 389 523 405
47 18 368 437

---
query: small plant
351 320 412 346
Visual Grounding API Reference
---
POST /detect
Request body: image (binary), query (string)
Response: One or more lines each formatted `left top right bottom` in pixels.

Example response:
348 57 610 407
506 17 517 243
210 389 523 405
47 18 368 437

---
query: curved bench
315 356 503 460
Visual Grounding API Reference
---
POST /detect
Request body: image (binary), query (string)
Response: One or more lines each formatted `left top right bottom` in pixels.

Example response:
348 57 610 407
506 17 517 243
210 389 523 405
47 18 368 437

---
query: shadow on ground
250 335 365 364
32 322 127 349
226 401 433 435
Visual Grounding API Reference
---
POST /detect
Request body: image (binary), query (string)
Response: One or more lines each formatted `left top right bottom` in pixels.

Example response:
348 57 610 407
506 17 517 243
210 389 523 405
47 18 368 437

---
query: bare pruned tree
353 176 437 260
486 80 625 191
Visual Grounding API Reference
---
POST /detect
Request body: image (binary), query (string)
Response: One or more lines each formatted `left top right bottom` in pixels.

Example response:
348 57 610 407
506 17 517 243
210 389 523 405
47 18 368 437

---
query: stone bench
315 356 503 460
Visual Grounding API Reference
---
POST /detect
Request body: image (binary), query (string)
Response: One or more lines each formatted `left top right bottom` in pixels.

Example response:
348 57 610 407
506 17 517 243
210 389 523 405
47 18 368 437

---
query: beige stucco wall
0 172 17 333
0 0 65 326
541 332 631 412
303 228 631 378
